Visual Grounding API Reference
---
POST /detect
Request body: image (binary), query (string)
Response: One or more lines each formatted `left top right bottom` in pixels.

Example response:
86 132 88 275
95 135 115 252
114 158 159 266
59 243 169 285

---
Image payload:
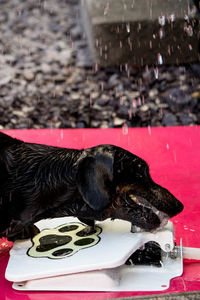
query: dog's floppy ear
77 153 113 211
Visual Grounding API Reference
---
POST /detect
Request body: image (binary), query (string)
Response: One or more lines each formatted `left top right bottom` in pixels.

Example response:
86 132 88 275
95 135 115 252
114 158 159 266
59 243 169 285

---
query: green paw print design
27 222 102 259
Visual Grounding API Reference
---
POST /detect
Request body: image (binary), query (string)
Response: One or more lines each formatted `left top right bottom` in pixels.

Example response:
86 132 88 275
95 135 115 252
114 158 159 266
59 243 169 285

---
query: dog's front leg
77 218 96 235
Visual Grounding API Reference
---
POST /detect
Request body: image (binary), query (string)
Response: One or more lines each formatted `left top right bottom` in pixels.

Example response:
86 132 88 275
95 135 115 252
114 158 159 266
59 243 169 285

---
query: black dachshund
0 132 183 241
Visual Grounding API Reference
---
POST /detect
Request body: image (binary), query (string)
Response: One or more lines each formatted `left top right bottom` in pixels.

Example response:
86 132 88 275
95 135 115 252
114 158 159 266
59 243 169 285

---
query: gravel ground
0 0 200 130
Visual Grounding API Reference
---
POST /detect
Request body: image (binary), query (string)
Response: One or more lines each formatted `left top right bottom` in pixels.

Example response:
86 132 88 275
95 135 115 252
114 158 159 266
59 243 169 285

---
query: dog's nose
173 199 184 216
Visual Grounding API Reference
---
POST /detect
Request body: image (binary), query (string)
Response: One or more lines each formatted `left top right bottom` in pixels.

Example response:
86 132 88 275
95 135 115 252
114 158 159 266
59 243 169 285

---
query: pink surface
0 126 200 299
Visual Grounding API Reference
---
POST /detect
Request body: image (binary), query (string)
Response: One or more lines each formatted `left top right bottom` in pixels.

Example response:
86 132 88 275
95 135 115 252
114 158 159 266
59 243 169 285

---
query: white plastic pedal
5 217 183 291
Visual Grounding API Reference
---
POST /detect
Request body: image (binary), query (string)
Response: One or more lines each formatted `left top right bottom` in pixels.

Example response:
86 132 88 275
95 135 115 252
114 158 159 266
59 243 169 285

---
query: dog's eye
129 194 137 203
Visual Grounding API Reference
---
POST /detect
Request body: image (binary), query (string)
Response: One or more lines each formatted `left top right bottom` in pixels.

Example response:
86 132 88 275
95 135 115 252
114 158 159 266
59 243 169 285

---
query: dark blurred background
0 0 199 131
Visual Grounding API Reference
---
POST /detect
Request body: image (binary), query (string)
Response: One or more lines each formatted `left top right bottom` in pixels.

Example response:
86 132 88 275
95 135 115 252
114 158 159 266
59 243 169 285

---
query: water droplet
137 97 141 106
137 23 141 31
132 99 137 109
184 25 193 36
148 125 151 135
159 28 164 39
128 109 132 119
122 123 128 135
166 143 169 150
168 45 171 55
126 23 130 33
120 95 124 105
142 95 145 105
94 63 98 72
165 243 171 251
189 44 193 50
157 53 163 65
17 9 23 17
188 5 197 17
154 67 159 79
104 3 110 15
184 14 189 22
158 15 166 26
170 13 175 22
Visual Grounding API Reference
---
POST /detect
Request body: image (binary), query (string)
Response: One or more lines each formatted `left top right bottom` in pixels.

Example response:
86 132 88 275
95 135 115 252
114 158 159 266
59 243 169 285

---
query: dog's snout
150 184 184 218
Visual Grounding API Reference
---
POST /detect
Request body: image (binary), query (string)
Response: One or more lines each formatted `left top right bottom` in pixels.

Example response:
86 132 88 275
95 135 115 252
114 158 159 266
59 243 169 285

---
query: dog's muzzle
129 194 169 231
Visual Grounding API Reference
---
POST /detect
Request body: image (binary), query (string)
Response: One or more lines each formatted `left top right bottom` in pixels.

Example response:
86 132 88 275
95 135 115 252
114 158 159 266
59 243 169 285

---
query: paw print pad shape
27 222 102 259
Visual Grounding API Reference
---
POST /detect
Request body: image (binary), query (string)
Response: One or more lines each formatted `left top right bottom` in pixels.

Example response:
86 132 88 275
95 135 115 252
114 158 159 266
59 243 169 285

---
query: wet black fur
0 132 183 241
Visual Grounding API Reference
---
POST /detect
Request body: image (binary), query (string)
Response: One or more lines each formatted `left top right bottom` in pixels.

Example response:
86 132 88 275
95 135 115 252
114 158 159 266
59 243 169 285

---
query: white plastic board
5 217 183 291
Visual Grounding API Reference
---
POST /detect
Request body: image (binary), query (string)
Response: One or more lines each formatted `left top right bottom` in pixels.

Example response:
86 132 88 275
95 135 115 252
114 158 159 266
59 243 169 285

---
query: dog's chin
131 210 169 233
149 209 169 232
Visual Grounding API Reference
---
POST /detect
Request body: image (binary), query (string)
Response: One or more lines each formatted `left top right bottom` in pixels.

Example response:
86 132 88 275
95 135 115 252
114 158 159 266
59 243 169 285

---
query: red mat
0 126 200 299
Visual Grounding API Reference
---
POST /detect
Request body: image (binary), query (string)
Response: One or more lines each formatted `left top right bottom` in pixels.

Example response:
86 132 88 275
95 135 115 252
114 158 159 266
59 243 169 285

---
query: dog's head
76 145 183 231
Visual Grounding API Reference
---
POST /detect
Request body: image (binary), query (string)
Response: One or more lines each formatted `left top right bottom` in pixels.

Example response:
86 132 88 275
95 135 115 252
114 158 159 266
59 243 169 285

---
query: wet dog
0 132 183 241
